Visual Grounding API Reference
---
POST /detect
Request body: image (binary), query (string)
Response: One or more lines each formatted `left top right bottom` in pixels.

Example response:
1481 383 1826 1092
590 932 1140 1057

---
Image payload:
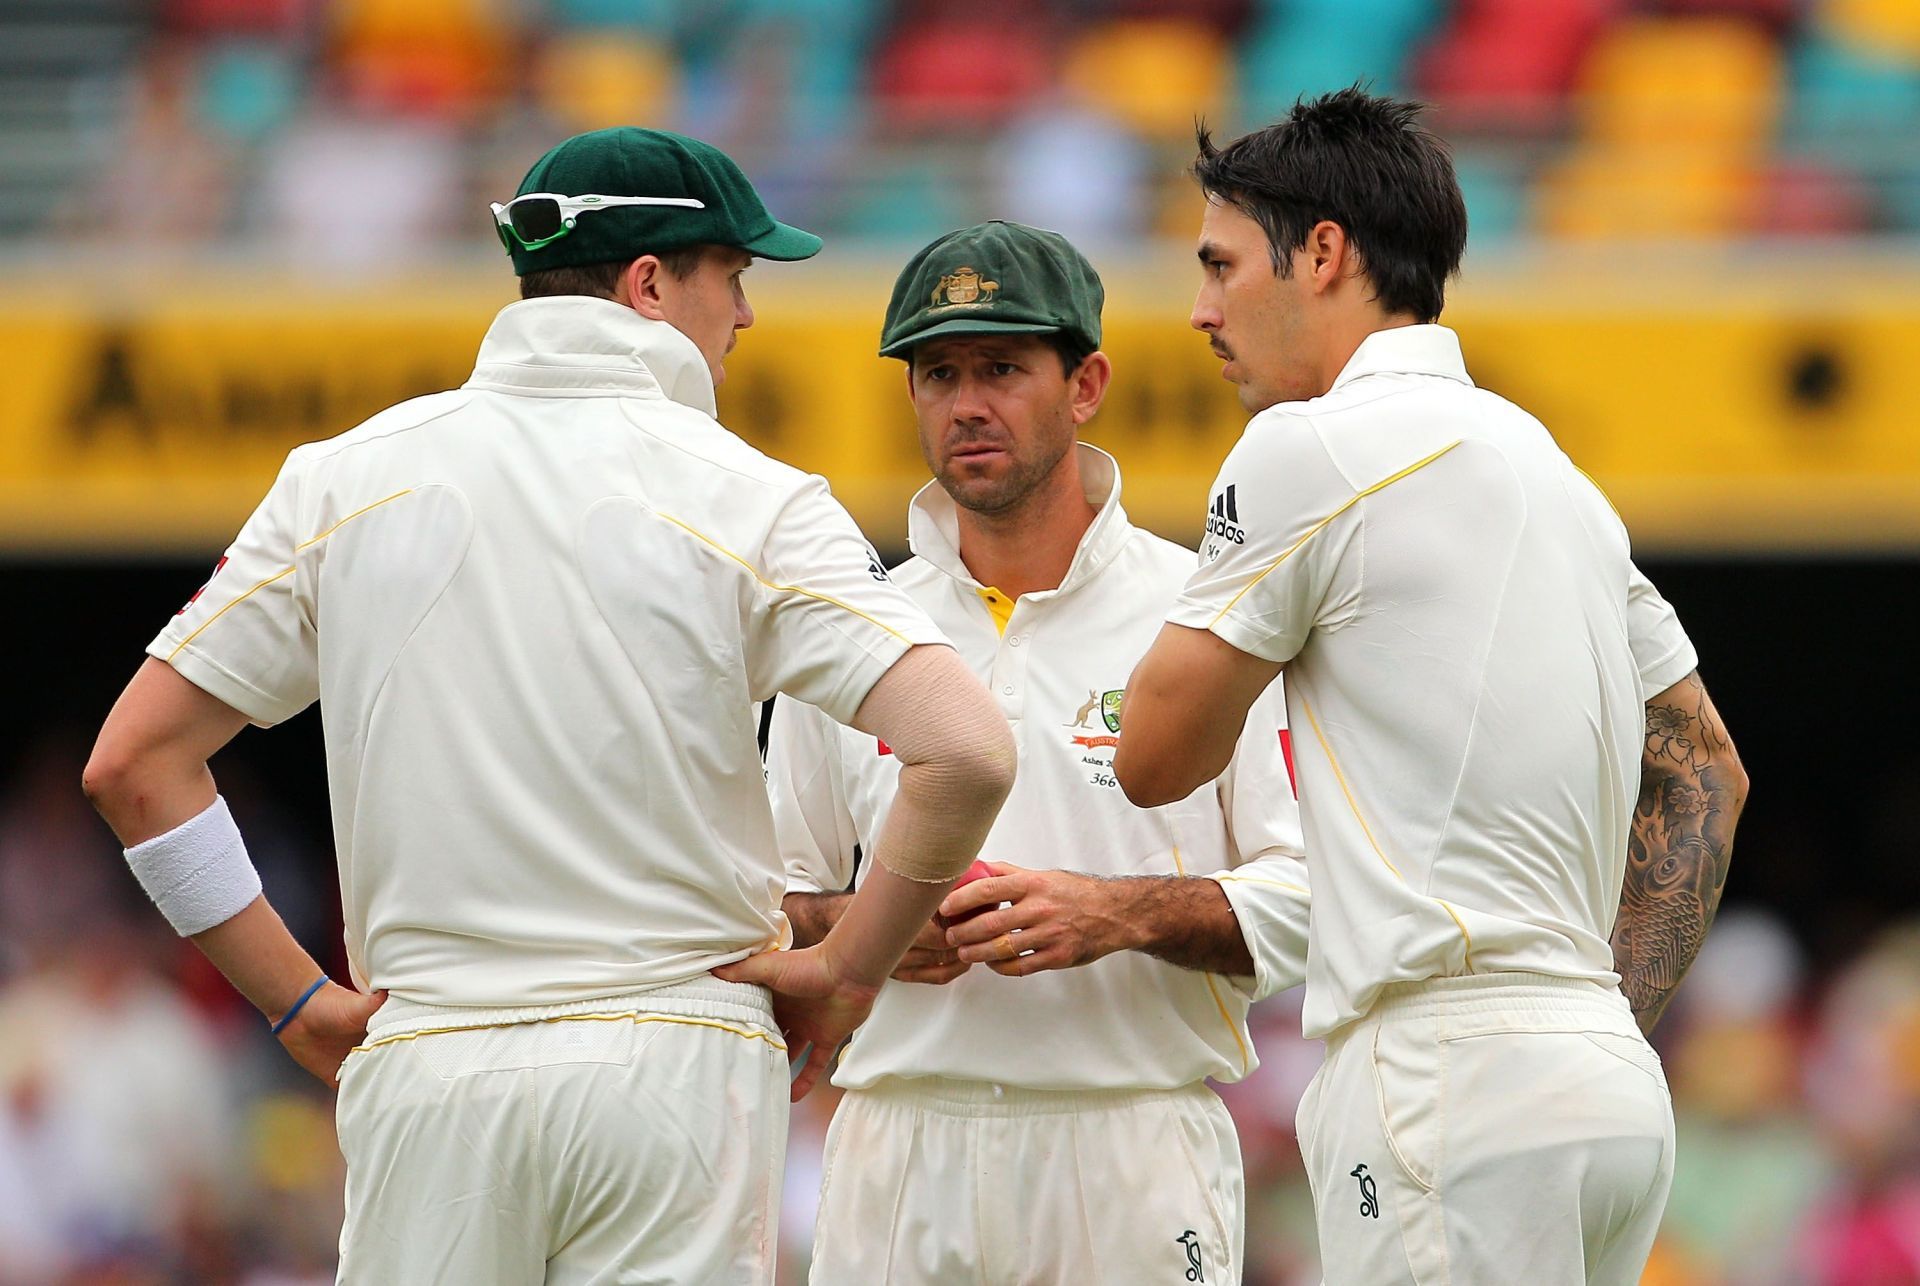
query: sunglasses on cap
490 192 707 253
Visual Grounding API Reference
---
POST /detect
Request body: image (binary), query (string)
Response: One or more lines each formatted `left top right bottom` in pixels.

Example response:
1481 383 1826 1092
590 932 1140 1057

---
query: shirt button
1002 685 1014 695
1008 636 1022 647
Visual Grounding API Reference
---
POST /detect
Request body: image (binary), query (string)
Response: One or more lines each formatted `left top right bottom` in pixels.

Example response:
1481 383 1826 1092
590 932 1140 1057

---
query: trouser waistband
366 976 776 1041
853 1076 1212 1119
1343 971 1639 1042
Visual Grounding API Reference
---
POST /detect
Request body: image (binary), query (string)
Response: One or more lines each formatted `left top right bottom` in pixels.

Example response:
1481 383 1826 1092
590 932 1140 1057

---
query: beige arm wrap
851 643 1017 883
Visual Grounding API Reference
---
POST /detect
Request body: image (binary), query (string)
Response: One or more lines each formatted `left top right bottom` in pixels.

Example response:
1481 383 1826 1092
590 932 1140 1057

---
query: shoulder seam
1210 439 1463 627
298 392 475 464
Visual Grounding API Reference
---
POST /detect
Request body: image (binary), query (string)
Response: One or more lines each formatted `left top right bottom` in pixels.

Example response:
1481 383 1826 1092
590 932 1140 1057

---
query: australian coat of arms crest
933 265 999 306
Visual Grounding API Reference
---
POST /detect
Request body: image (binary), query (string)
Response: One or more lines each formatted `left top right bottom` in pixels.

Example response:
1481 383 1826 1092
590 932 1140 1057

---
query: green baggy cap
879 220 1104 359
505 126 822 275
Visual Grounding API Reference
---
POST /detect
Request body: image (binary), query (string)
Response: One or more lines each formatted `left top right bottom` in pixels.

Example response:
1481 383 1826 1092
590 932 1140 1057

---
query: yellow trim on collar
976 586 1015 637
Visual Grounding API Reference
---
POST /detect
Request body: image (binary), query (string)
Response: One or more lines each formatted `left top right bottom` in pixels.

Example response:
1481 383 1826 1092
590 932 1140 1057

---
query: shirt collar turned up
464 296 718 417
906 443 1134 601
1327 323 1474 396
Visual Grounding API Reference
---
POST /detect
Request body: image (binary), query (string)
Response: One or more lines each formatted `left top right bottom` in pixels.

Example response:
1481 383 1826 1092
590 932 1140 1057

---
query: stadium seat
546 0 676 31
837 154 965 239
1822 0 1920 60
1452 152 1526 245
1533 144 1758 237
534 32 677 135
869 15 1054 130
1063 19 1231 139
1237 0 1440 121
164 0 307 35
1752 157 1873 234
1649 0 1796 33
1576 17 1784 152
329 0 510 120
1413 0 1621 121
1788 35 1920 142
195 38 300 143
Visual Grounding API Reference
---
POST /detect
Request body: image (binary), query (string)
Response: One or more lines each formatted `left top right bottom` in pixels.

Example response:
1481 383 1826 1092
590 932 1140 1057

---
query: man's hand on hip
714 946 883 1101
277 983 387 1089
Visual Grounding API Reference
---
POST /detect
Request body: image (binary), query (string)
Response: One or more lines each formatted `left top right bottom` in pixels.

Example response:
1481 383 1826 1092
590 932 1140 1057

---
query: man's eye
992 362 1018 376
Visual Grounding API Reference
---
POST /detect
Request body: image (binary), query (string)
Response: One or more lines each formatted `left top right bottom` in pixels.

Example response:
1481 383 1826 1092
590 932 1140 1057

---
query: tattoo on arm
1611 672 1748 1034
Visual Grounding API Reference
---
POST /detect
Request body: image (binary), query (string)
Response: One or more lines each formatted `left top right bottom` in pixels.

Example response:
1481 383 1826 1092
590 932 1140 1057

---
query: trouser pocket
1369 1024 1441 1193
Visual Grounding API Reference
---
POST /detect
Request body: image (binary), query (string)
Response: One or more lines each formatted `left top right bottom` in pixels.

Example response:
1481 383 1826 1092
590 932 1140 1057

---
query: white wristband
124 795 262 937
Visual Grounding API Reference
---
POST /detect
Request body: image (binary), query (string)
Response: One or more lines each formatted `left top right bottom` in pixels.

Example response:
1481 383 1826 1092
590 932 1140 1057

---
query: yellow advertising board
2 256 1917 556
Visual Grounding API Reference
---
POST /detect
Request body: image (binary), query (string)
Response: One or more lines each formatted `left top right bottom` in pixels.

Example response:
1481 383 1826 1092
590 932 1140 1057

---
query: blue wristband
270 975 330 1036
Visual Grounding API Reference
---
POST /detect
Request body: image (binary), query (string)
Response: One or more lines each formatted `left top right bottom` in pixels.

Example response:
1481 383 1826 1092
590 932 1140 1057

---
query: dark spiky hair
1193 85 1467 322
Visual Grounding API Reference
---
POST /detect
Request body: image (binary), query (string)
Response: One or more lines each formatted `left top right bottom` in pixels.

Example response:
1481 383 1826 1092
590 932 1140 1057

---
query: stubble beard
941 426 1074 521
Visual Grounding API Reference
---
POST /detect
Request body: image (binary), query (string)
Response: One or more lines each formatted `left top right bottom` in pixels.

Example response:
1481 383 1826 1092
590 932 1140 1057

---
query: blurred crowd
7 0 1919 273
3 723 1920 1284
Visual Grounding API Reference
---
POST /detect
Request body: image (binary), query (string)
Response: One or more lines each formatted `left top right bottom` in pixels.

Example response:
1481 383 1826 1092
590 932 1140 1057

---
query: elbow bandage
855 646 1017 883
124 795 262 936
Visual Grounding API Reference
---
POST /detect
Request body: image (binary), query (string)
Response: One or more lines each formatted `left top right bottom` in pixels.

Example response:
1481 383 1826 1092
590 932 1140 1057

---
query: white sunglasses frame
490 192 708 250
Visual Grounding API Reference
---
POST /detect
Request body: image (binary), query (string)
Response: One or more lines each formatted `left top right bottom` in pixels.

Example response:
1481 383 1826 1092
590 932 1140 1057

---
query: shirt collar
1327 323 1473 395
907 444 1134 600
464 296 718 417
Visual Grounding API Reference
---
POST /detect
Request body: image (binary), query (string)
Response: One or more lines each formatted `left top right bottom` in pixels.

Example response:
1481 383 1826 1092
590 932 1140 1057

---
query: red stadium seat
1414 0 1625 123
870 16 1056 131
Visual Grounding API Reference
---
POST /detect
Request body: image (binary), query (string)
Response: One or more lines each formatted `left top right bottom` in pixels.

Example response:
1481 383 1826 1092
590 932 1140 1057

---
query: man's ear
618 256 669 321
1069 350 1114 426
1302 220 1351 296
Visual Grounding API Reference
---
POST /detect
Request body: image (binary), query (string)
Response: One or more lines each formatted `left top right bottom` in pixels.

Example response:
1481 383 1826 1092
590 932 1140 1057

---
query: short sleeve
1627 561 1698 698
147 454 318 727
747 476 950 724
1166 412 1358 664
766 695 862 896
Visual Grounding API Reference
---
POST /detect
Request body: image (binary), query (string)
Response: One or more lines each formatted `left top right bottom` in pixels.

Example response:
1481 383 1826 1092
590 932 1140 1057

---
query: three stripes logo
1205 485 1244 545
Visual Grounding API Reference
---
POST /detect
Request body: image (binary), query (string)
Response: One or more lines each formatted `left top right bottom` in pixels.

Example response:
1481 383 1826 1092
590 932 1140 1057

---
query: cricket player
766 221 1312 1284
81 127 1016 1284
1114 90 1750 1284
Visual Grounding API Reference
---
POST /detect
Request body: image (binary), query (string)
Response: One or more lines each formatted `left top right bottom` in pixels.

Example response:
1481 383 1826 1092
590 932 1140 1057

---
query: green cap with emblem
878 220 1104 359
502 126 821 275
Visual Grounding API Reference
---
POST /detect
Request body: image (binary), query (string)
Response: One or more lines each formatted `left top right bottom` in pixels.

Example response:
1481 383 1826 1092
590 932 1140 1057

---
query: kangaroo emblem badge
1175 1229 1204 1281
1065 690 1099 729
1350 1163 1380 1219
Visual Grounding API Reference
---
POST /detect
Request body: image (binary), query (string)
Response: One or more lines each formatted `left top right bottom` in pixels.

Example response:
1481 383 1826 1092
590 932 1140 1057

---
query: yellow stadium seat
1823 0 1920 60
330 0 511 117
1534 144 1758 238
536 34 678 134
332 0 505 43
1063 20 1232 140
1576 17 1784 154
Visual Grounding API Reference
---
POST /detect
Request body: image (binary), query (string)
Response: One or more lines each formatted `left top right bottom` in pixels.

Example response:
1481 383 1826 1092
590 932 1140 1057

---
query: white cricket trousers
808 1077 1242 1285
333 977 789 1285
1298 972 1674 1286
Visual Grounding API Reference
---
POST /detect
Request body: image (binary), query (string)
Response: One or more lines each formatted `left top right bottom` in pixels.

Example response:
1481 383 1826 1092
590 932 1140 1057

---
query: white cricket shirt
768 446 1309 1091
150 297 946 1007
1168 325 1698 1040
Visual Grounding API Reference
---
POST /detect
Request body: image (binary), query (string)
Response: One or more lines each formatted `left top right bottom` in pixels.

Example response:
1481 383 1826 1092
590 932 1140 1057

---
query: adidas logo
1205 485 1245 545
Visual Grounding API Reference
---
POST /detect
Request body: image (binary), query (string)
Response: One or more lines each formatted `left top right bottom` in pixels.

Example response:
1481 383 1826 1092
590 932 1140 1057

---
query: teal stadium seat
1451 153 1525 246
1788 36 1920 230
196 39 300 144
1238 0 1441 123
547 0 677 32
